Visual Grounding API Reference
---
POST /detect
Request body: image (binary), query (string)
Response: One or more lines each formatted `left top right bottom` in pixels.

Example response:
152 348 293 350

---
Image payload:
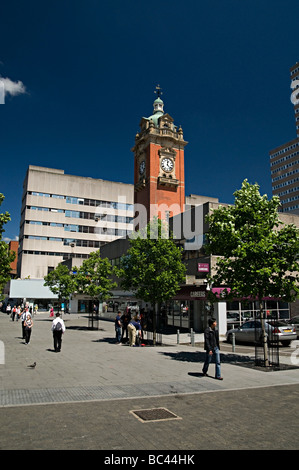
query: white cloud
0 76 26 97
3 235 19 243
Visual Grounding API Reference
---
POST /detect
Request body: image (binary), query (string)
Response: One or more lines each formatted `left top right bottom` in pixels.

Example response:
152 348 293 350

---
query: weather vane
154 84 163 98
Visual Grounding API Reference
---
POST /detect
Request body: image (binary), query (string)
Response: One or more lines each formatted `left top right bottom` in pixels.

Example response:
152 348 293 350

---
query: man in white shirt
51 312 66 352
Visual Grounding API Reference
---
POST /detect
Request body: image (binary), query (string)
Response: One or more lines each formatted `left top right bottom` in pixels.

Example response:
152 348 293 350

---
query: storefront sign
198 263 209 272
173 286 207 300
190 290 206 298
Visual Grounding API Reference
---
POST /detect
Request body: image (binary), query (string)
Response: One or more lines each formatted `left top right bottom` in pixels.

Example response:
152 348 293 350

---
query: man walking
202 318 223 380
51 312 66 352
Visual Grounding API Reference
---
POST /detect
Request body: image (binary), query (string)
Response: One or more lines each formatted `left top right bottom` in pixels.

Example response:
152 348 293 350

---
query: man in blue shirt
128 318 141 346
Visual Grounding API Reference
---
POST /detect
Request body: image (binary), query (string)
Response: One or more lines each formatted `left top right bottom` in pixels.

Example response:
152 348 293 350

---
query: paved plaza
0 311 299 451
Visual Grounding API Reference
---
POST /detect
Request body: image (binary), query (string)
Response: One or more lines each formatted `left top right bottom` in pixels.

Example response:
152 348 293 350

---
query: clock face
161 157 174 172
139 160 145 175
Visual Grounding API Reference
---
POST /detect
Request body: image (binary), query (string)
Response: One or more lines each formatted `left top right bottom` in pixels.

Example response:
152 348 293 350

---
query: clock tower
132 86 187 227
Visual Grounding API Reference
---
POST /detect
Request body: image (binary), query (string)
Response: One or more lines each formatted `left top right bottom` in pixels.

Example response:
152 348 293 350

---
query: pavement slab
1 312 299 451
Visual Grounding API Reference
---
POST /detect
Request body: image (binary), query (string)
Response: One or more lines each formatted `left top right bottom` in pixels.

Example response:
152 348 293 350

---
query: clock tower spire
132 86 187 227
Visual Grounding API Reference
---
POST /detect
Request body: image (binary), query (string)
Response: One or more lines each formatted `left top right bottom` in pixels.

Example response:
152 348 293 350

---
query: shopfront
166 285 212 332
164 286 292 336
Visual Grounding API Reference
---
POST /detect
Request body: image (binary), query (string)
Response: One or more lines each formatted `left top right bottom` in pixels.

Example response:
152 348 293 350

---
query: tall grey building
270 62 299 213
18 165 134 279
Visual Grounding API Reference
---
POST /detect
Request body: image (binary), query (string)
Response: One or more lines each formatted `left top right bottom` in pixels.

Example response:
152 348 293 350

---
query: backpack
54 321 62 331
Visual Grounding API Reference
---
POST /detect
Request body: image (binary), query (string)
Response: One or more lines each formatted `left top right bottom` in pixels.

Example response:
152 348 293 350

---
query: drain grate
130 407 181 423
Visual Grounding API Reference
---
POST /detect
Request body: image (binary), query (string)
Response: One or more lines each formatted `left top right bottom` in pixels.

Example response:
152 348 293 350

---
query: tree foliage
0 194 16 298
44 264 76 311
73 250 116 301
44 250 116 312
116 218 186 343
205 180 299 302
205 180 299 365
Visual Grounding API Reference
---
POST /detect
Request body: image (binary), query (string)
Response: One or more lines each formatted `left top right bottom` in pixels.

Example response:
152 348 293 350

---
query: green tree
205 180 299 366
44 264 76 313
74 250 117 305
0 194 16 299
116 218 186 344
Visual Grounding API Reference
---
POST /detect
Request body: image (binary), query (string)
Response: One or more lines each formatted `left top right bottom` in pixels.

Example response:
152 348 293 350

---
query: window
64 224 79 232
32 192 50 197
50 222 63 227
65 210 80 218
66 197 78 204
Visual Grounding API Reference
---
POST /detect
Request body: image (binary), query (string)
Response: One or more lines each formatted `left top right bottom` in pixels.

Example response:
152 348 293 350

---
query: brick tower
132 86 187 227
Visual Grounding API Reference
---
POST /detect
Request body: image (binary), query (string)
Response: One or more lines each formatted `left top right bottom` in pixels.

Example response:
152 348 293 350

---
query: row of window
284 204 299 212
28 192 133 211
277 185 299 197
24 235 103 248
227 300 290 323
24 229 128 243
64 238 102 247
271 156 299 175
279 194 299 204
21 251 90 259
26 220 132 235
273 176 299 191
270 141 299 160
270 149 299 168
27 206 134 223
272 167 299 183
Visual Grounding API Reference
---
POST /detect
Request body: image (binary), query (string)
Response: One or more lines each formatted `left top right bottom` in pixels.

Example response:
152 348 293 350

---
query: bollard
177 329 180 344
232 332 235 352
191 328 195 347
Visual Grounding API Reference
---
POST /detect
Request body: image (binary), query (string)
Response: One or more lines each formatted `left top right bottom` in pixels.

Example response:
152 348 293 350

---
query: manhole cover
130 407 181 423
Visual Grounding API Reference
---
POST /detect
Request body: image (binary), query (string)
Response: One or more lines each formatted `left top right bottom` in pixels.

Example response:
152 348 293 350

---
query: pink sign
198 263 209 272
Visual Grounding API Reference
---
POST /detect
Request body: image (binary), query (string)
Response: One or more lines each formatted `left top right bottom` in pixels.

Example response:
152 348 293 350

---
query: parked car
226 320 297 346
283 316 299 339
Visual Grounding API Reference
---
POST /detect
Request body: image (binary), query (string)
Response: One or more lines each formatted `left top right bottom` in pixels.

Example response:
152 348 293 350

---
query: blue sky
0 0 298 241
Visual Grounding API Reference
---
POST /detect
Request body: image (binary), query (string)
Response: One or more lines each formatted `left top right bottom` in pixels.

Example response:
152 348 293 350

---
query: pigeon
27 362 36 369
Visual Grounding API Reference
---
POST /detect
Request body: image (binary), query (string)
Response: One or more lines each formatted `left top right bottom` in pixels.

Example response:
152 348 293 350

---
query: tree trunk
152 302 157 346
259 300 269 367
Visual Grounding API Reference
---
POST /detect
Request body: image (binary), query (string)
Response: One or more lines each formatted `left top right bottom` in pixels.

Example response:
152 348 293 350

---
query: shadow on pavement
159 350 253 363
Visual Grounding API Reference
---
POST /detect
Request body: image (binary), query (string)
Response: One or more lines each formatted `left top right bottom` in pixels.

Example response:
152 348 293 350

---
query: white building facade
18 165 134 279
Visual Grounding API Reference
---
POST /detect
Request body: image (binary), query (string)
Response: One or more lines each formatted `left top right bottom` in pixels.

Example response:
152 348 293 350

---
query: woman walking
24 314 33 345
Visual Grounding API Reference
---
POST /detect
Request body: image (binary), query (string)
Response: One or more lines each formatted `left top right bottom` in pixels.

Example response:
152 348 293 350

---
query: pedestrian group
114 309 144 347
3 302 223 378
3 303 66 353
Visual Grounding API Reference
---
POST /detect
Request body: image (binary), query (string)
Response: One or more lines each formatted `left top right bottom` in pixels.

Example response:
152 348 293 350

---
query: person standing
51 312 66 352
115 311 122 344
24 314 33 345
202 318 223 380
21 308 31 339
11 305 17 321
120 310 130 342
16 305 21 322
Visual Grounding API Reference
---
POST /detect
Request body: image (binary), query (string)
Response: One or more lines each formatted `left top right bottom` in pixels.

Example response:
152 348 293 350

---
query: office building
270 62 299 213
17 165 134 279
